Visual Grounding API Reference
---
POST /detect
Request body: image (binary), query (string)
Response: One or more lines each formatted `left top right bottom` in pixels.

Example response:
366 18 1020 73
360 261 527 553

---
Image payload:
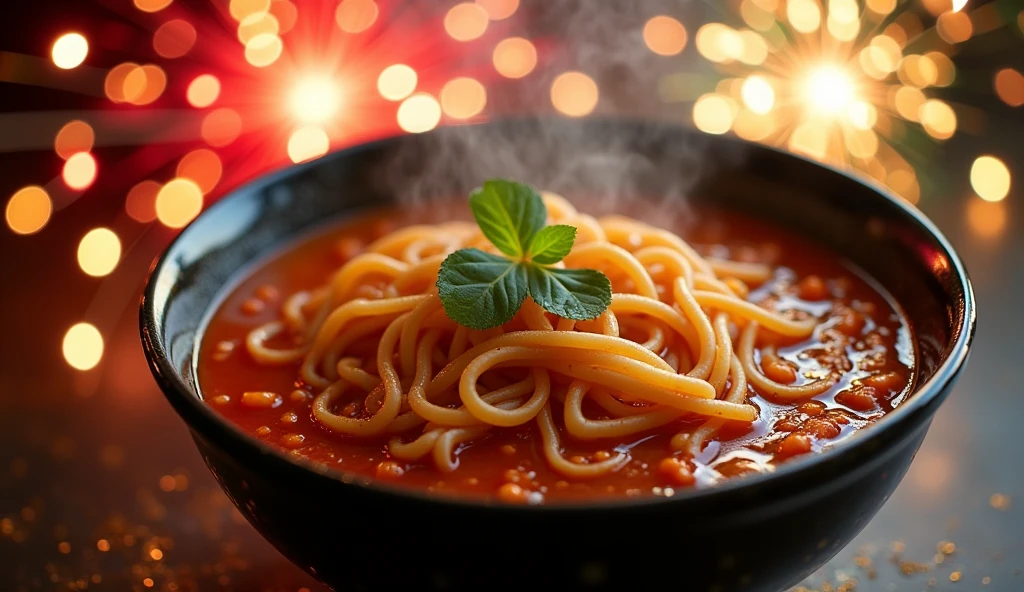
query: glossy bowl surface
141 118 974 592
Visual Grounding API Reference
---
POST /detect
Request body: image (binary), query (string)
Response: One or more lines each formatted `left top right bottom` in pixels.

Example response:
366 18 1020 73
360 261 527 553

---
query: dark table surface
2 3 1023 590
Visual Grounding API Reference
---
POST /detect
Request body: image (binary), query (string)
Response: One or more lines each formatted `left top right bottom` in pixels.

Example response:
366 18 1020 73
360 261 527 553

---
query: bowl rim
140 117 976 512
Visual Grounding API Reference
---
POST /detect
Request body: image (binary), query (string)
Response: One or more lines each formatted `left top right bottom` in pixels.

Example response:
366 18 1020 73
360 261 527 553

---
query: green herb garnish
437 179 612 330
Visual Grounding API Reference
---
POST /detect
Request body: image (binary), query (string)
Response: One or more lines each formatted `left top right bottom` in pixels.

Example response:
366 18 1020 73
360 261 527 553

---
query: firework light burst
3 0 552 379
668 0 1022 205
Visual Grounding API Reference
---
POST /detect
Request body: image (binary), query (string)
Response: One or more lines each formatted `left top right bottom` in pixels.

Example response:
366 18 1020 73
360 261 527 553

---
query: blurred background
1 0 1021 590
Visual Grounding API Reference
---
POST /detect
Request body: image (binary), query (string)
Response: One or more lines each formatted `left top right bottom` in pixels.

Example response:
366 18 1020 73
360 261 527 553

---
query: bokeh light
967 198 1007 238
695 23 743 63
994 68 1024 107
827 0 861 41
244 33 283 67
287 126 330 163
63 323 104 371
732 109 775 141
888 168 920 204
845 128 879 159
187 74 221 108
55 120 95 160
919 99 957 140
230 0 271 21
104 63 138 103
5 186 52 235
860 36 901 79
847 101 877 130
740 0 775 31
829 0 860 25
971 156 1011 202
290 77 341 123
156 178 204 228
736 31 767 66
803 65 855 115
476 0 518 20
77 228 121 277
397 93 442 133
643 15 687 56
926 51 956 87
883 22 908 46
377 64 417 101
866 0 897 15
693 94 736 135
134 0 172 12
787 0 822 33
550 71 599 117
335 0 378 34
125 180 160 223
936 11 972 43
444 3 489 42
52 33 88 69
153 19 196 59
122 66 148 103
270 0 298 34
898 54 938 88
789 123 828 160
741 75 774 114
176 149 223 195
201 108 242 146
63 152 98 190
238 12 279 44
440 77 487 119
493 37 537 79
894 85 926 121
123 64 167 105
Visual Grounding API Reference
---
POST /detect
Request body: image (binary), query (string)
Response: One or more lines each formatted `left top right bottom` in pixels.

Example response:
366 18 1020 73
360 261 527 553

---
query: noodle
247 195 839 483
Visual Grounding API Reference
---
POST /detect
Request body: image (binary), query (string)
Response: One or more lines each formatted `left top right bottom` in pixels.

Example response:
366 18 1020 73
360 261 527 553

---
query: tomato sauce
197 207 914 503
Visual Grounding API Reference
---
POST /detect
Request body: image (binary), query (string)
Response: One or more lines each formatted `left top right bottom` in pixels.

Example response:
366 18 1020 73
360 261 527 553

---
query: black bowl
141 118 974 592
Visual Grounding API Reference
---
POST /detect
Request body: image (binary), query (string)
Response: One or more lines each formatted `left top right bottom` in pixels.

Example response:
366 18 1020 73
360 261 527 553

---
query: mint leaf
437 248 529 330
469 179 547 258
526 264 612 321
437 178 612 330
528 224 576 264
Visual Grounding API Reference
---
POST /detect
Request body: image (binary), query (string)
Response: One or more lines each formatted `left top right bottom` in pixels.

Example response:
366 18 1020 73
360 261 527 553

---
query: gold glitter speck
899 561 931 575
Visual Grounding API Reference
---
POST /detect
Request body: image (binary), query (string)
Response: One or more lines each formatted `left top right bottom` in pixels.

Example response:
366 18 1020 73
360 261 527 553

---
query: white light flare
290 76 342 124
803 65 856 116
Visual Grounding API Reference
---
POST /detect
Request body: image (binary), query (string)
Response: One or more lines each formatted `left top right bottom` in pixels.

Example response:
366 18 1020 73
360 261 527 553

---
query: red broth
198 207 914 503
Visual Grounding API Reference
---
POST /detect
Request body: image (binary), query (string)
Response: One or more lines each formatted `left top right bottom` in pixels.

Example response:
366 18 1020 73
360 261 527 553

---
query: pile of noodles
246 193 832 479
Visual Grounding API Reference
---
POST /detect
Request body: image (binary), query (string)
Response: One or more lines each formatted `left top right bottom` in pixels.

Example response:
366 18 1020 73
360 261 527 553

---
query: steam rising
378 0 746 229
